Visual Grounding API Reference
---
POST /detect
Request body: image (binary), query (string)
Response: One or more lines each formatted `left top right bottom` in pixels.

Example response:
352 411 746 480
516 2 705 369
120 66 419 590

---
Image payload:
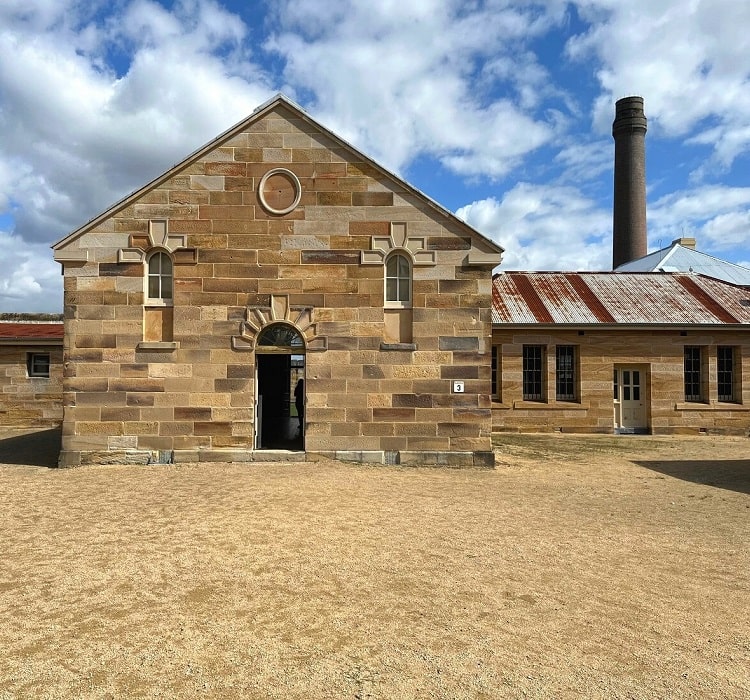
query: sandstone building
51 95 503 467
491 271 750 435
0 316 64 427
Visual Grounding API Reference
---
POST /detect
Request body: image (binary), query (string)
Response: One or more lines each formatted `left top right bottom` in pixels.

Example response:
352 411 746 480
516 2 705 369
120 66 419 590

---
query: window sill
145 300 174 308
512 400 590 411
137 341 179 351
675 401 748 411
380 342 417 351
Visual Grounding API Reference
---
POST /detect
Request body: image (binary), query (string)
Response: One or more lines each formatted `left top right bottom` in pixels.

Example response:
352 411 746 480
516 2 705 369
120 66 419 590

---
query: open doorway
255 324 305 451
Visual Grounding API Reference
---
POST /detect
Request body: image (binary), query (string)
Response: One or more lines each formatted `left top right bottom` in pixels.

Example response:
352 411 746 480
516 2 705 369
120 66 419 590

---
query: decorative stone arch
232 294 327 352
117 220 190 262
361 222 436 267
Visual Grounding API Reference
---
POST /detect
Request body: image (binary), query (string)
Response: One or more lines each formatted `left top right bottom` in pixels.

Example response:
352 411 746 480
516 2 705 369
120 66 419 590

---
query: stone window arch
384 250 412 307
146 250 173 303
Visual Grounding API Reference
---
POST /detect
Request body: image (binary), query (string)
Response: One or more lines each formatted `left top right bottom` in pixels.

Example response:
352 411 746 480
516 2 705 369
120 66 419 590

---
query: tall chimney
612 96 647 268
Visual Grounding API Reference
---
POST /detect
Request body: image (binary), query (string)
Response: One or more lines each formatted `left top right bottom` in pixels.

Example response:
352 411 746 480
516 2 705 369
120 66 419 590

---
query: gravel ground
0 428 748 699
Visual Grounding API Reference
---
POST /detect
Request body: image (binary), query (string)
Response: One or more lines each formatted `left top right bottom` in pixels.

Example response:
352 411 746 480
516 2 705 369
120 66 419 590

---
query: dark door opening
256 353 305 450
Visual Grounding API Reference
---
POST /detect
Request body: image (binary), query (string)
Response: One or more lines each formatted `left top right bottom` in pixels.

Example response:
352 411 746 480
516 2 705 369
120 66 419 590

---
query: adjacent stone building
52 95 503 467
0 315 64 427
491 272 750 435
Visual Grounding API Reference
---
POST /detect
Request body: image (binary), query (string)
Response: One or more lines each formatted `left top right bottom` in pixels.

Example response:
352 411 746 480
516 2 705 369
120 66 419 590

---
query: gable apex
52 96 502 261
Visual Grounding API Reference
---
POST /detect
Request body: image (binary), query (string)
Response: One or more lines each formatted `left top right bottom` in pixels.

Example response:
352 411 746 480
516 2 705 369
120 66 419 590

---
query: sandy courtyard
0 429 748 699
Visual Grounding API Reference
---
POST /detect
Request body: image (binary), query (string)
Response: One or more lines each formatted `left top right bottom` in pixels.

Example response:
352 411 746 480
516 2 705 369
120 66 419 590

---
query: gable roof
615 239 750 286
492 272 750 326
53 94 503 259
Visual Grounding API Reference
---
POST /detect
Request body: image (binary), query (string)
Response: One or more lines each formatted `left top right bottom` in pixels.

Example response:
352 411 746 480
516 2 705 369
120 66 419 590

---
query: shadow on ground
0 427 61 468
634 459 750 495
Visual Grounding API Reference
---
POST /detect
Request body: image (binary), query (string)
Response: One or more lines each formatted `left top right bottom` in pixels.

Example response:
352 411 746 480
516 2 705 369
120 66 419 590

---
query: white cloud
266 0 568 175
0 0 272 246
0 231 62 312
457 183 611 271
649 185 750 252
569 0 750 171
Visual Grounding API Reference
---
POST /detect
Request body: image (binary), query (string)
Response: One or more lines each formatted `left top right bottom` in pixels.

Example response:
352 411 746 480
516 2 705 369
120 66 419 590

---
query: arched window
147 251 173 302
257 323 305 350
385 252 411 306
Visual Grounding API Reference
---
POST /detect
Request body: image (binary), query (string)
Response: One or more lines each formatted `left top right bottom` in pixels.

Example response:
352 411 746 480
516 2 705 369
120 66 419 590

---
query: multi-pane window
27 352 50 378
385 253 411 305
684 346 704 402
491 346 499 399
147 251 173 301
555 345 576 401
522 345 544 401
717 346 736 402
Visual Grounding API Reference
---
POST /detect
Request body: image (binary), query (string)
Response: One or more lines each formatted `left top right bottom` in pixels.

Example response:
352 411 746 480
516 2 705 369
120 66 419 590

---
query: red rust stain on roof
511 274 555 323
564 274 617 323
675 276 739 323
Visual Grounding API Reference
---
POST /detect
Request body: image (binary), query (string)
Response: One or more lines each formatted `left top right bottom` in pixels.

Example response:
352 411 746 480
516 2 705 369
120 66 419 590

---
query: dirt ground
0 429 748 699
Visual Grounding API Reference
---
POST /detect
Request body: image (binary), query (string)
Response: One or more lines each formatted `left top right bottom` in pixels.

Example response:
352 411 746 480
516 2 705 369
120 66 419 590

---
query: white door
614 367 647 432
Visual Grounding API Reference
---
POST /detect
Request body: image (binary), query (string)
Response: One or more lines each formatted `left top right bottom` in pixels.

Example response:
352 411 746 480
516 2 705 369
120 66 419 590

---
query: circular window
258 168 302 215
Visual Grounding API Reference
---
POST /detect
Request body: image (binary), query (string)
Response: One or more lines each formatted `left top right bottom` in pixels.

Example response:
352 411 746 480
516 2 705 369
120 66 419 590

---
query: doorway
254 324 305 451
613 366 648 434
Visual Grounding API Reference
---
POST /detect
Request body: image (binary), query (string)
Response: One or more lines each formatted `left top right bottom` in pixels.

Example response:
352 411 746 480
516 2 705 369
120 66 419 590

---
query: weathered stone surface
51 99 497 466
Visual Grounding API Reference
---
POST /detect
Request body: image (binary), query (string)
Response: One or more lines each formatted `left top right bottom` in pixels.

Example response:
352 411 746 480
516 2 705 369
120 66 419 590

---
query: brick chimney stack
612 96 648 269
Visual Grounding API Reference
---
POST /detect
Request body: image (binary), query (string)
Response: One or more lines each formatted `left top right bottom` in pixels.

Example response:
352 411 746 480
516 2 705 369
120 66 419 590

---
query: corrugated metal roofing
616 242 750 285
0 323 64 340
492 272 750 326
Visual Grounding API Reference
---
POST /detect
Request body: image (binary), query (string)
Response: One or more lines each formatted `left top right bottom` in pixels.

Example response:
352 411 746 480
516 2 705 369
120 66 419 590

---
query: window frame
491 345 500 401
555 345 577 402
522 344 544 401
27 352 51 378
717 346 737 402
145 250 174 305
683 345 705 402
384 251 412 308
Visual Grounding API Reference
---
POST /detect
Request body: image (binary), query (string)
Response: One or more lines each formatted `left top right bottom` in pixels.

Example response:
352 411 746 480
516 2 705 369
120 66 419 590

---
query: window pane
523 345 543 401
624 386 630 401
717 346 735 401
684 346 703 401
161 256 173 274
257 323 304 348
148 276 160 298
29 353 51 377
397 255 409 277
555 345 575 401
161 275 173 300
386 278 397 301
386 256 398 276
398 279 409 301
148 255 161 274
491 346 498 398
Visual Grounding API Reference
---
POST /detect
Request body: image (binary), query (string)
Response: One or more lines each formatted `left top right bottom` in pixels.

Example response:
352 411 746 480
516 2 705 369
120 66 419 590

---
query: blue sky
1 0 749 311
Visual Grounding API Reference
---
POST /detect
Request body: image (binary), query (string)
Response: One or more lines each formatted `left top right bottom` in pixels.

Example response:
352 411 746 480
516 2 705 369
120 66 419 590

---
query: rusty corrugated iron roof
0 322 64 340
492 272 750 326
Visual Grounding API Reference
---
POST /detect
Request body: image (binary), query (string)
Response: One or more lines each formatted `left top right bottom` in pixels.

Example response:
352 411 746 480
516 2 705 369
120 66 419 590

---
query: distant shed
0 316 64 427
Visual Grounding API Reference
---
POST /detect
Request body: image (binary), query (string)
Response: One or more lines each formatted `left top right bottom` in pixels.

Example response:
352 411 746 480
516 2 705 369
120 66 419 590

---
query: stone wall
492 328 750 435
57 102 498 466
0 344 63 427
